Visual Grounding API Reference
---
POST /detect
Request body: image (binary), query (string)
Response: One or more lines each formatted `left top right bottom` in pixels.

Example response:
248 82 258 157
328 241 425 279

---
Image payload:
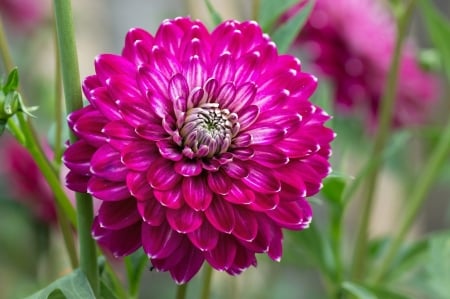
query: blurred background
0 0 449 298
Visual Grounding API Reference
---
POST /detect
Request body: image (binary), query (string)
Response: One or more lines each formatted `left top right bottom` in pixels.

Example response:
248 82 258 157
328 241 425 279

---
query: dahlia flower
64 17 334 284
1 138 57 223
292 0 439 127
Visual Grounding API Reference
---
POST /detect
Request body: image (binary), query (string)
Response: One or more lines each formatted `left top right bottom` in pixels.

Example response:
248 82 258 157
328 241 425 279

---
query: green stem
0 18 14 72
16 112 78 267
350 0 416 280
176 283 188 299
200 265 213 299
53 0 99 296
52 16 63 165
371 117 450 283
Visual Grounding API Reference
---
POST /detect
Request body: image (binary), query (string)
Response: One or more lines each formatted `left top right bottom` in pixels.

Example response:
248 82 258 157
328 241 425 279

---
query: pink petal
182 176 213 211
98 199 141 229
121 142 159 172
63 140 96 174
242 162 281 194
228 82 256 112
216 82 236 109
154 188 183 209
268 226 283 262
246 125 285 145
207 170 232 195
276 136 319 158
146 160 181 191
222 161 249 179
87 87 122 121
205 234 236 271
169 243 204 284
92 217 141 257
168 73 189 102
237 105 259 131
135 123 169 142
166 205 203 233
226 246 257 275
90 144 128 181
66 171 90 193
102 120 138 141
232 207 258 242
126 171 152 200
184 55 206 90
142 222 183 259
156 140 183 161
72 110 107 147
137 197 165 226
251 147 289 168
87 177 131 201
249 193 279 211
223 181 255 205
95 54 136 84
122 28 154 63
211 53 235 86
205 198 235 233
187 220 219 251
174 159 203 177
266 199 312 230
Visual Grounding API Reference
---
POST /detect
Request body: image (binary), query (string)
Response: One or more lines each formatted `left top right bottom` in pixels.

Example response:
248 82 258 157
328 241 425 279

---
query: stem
371 117 450 283
53 16 63 165
252 0 260 20
350 0 416 280
16 112 78 267
176 284 188 299
53 0 99 296
0 18 14 72
200 265 213 299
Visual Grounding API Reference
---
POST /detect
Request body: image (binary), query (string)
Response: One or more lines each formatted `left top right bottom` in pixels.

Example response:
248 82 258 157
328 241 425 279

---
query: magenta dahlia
291 0 439 127
63 17 335 284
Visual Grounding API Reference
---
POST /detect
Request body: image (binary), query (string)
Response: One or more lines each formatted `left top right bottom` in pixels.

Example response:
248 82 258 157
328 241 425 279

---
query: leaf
258 0 301 32
203 0 222 26
424 233 450 298
271 0 314 53
3 67 19 93
320 173 348 207
24 269 96 299
342 282 378 299
125 249 149 297
419 0 450 81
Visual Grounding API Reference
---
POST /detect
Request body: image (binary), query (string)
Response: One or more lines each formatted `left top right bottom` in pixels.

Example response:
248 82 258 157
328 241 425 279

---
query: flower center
180 103 238 158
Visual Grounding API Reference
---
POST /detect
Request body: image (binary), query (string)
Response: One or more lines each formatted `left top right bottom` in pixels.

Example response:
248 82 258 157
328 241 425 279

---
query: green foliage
270 0 314 53
24 269 96 299
3 67 19 93
424 233 450 298
258 0 301 32
125 249 149 298
203 0 223 26
419 0 450 82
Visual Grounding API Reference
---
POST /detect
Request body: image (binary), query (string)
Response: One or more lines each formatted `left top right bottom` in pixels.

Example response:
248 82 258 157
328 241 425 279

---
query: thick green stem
176 284 188 299
350 0 416 280
52 17 63 165
53 0 99 296
371 117 450 282
200 265 213 299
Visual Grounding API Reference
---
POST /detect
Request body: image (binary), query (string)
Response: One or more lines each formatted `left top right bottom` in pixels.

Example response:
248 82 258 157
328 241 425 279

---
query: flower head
64 17 334 284
1 138 57 223
0 0 50 33
292 0 439 127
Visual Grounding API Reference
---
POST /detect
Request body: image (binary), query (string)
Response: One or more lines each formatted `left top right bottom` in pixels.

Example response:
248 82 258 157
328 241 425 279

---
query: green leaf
321 174 348 207
342 282 378 299
204 0 223 26
125 249 148 297
24 269 96 299
424 233 450 298
258 0 300 32
419 0 450 81
3 67 19 93
271 0 314 53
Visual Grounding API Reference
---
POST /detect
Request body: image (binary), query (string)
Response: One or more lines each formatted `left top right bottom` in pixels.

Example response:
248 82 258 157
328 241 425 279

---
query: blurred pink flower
64 17 335 284
292 0 440 127
0 0 49 33
1 138 57 223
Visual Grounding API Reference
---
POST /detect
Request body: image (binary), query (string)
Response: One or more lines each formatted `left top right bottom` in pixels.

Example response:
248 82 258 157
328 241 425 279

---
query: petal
102 120 138 140
187 220 219 251
237 105 259 131
205 198 235 234
211 53 235 86
174 159 203 177
137 197 165 226
182 176 213 211
66 171 90 193
142 222 183 259
87 177 131 201
266 199 312 230
126 171 152 200
249 193 279 211
87 87 122 121
95 54 136 84
146 160 181 191
63 140 96 174
205 234 236 271
90 144 128 181
207 170 232 195
276 136 319 158
232 207 258 242
251 146 289 168
98 199 141 229
72 110 107 146
166 205 203 233
246 125 285 145
135 122 169 142
169 243 204 284
226 246 257 275
222 161 249 179
223 181 255 205
92 217 141 257
242 162 281 194
121 142 159 172
156 140 183 161
154 188 184 209
228 82 257 112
